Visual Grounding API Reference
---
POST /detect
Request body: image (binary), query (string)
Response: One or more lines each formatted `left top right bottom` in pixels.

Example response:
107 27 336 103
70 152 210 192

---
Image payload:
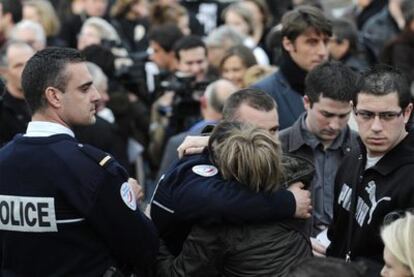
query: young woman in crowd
220 45 257 88
222 2 269 65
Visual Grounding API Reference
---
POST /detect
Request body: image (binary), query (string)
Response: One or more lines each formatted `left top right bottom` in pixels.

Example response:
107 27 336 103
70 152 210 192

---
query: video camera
155 71 211 134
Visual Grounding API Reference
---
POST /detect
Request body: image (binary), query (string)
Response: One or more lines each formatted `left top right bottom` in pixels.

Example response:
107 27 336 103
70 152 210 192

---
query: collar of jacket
278 51 306 96
286 113 355 156
369 131 414 176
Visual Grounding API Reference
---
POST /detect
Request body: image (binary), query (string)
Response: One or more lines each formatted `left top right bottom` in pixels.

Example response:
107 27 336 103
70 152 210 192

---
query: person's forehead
356 92 400 109
315 95 351 108
82 25 99 34
297 27 329 40
17 28 37 39
179 47 206 60
237 104 278 125
223 55 243 66
65 62 93 83
7 45 34 62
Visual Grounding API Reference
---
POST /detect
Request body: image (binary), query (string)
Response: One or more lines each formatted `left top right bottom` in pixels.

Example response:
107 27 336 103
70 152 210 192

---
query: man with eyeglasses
323 65 414 275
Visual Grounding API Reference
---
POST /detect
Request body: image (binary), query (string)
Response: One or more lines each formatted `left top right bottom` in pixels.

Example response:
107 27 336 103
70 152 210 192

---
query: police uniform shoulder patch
120 182 137 211
78 144 112 167
192 165 218 177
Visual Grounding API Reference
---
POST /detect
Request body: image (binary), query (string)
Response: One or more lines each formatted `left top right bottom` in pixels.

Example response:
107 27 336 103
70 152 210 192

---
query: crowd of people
0 0 414 276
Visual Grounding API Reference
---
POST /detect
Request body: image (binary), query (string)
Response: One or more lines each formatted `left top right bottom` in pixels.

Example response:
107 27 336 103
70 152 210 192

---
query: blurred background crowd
1 0 414 197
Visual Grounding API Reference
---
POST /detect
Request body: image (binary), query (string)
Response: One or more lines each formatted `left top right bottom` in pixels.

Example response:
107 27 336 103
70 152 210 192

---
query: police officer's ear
44 87 64 109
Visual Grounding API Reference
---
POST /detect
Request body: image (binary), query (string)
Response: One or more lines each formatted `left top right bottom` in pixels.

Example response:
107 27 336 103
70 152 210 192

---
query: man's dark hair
223 88 276 121
331 18 358 54
288 257 366 277
305 61 358 105
281 5 332 42
173 35 207 61
148 23 184 53
81 44 115 79
354 65 411 109
0 0 22 24
22 47 85 114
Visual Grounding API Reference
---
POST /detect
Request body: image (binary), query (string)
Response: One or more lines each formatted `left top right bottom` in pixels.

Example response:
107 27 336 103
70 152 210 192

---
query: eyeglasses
383 208 414 225
353 109 403 122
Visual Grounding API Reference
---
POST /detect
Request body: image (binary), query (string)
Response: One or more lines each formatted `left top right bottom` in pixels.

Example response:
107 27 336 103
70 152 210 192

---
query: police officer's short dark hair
173 35 207 61
223 88 276 121
305 61 358 106
148 23 184 53
354 65 411 109
281 5 331 42
22 47 85 114
0 0 22 24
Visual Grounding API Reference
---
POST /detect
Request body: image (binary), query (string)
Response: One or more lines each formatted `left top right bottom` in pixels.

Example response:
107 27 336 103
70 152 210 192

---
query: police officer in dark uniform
0 47 159 276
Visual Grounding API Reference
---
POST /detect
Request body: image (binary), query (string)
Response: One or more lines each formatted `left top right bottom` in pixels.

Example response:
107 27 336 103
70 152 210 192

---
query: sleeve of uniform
155 226 223 277
166 173 296 224
82 156 159 271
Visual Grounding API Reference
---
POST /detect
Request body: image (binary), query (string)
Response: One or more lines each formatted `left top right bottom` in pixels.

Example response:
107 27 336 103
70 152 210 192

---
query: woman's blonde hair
222 2 255 36
243 64 277 87
24 0 61 37
209 121 283 192
381 212 414 275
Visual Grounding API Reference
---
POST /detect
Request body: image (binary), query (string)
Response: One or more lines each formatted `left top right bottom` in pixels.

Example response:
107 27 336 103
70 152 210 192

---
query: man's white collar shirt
25 121 75 138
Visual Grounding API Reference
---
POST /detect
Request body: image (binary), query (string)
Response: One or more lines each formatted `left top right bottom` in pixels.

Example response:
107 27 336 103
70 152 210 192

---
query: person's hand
310 237 327 257
128 178 144 203
177 136 209 158
287 182 312 219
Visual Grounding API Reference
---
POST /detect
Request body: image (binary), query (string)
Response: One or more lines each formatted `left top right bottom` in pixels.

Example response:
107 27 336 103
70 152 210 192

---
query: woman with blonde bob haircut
209 121 283 192
381 212 414 277
155 120 314 276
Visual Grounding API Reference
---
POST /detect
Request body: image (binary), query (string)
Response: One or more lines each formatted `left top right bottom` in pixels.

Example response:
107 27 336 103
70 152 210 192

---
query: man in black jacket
325 66 414 275
0 41 35 146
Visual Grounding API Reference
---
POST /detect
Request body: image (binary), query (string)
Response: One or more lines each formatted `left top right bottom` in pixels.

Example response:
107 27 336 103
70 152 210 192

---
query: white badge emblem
120 182 137 211
192 165 218 177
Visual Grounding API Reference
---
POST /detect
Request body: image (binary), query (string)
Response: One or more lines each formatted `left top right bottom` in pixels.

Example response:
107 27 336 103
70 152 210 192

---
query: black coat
0 91 31 146
154 153 315 276
327 133 414 274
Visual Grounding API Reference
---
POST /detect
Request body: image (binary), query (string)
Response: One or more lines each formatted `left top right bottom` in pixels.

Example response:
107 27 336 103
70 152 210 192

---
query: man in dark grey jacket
279 61 360 238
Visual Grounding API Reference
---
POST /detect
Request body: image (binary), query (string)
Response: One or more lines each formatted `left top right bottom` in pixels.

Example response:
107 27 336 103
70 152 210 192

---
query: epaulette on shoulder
77 143 113 168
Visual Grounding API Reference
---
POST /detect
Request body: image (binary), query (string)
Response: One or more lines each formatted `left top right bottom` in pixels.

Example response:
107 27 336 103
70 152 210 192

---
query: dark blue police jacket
150 151 296 256
0 134 159 276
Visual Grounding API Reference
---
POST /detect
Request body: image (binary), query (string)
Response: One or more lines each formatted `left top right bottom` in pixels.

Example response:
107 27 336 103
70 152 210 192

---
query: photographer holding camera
149 35 215 169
